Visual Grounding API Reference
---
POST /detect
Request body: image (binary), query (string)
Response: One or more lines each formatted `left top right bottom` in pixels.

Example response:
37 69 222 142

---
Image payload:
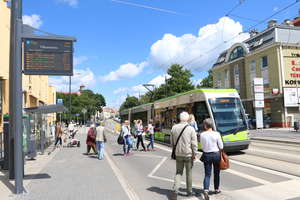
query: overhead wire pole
9 0 24 194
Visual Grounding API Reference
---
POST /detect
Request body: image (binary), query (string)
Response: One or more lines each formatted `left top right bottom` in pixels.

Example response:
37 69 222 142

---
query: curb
251 137 300 145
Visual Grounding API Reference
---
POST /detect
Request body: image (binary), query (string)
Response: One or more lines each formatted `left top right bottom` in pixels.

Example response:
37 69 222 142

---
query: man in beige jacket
96 123 107 160
171 111 198 198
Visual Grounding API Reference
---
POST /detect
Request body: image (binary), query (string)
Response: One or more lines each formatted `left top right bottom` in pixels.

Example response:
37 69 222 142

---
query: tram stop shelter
24 104 67 156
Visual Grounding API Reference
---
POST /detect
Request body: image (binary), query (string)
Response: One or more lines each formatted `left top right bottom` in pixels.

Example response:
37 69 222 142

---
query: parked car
247 114 271 129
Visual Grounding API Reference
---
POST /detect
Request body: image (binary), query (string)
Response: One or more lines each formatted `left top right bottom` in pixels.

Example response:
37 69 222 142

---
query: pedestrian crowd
118 119 156 156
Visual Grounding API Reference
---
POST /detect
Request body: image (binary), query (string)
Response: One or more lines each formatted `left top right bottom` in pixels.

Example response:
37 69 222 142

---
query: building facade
0 0 56 131
212 19 300 127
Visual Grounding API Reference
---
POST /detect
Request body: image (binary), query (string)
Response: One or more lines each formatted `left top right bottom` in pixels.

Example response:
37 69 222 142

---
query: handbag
219 150 229 170
171 125 188 160
217 132 229 170
117 131 124 145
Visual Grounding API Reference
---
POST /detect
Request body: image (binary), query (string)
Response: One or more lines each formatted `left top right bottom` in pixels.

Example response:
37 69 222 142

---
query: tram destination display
23 38 73 75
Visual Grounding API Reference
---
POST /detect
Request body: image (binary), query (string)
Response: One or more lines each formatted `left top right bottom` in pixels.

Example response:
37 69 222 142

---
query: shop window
261 56 268 68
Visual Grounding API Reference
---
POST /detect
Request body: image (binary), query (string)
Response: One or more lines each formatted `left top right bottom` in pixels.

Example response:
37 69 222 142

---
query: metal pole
69 76 72 123
9 0 24 194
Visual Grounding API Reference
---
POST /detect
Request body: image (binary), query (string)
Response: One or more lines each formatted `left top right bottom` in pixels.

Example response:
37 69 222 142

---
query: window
234 65 240 91
224 69 230 88
250 60 256 95
261 56 268 68
216 72 222 88
193 102 210 131
229 46 245 61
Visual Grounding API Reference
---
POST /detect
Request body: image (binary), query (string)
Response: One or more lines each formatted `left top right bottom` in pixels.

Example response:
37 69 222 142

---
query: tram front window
209 97 247 135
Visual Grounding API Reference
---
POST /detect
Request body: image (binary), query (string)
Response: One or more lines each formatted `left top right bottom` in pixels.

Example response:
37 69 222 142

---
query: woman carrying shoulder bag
200 118 224 200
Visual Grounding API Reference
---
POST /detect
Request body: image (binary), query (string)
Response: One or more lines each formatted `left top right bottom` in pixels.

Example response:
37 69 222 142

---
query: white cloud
113 87 128 94
59 0 78 7
130 74 171 96
107 95 127 109
101 62 147 82
74 56 88 66
102 17 248 82
149 16 249 71
23 14 42 29
49 68 95 92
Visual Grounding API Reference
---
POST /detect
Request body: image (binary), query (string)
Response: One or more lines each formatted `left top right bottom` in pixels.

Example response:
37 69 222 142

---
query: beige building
212 19 300 127
0 0 56 131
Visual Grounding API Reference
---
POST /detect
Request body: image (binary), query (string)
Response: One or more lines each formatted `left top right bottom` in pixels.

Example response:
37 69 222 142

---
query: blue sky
22 0 300 108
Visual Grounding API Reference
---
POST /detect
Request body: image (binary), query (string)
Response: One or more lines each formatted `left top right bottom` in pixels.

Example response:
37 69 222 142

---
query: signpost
253 78 264 129
8 0 76 194
82 109 87 125
23 38 73 76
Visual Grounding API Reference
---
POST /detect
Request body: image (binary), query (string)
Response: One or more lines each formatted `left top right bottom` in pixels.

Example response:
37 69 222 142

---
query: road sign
23 38 73 75
57 98 63 104
75 113 80 116
82 108 87 114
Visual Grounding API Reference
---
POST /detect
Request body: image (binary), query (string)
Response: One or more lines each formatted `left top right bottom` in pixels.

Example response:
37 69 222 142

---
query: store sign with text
284 50 300 87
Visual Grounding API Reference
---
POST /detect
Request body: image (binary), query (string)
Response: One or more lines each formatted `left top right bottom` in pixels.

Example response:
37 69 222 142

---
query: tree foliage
197 70 213 88
119 64 195 110
119 96 140 111
57 89 106 123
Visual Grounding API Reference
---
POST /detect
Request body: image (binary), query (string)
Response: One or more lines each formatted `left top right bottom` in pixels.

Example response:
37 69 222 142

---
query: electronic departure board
23 38 73 75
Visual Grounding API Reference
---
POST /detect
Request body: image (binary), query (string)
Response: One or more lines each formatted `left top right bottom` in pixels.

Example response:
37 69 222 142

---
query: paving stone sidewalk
12 127 128 200
249 128 300 144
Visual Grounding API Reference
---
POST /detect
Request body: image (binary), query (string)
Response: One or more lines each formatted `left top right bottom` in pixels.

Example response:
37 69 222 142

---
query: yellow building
212 19 300 127
0 0 56 131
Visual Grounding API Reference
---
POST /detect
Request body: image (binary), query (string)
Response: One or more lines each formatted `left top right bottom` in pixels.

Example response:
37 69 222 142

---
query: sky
22 0 300 108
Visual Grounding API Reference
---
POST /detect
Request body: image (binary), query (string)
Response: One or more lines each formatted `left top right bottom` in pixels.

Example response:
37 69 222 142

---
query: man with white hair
170 111 198 199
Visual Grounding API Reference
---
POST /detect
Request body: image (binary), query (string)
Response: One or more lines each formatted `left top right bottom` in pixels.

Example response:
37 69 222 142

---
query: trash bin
294 121 299 131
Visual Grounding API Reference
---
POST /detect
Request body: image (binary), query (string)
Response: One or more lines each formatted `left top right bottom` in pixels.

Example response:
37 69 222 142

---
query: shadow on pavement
0 170 16 193
147 186 187 200
24 173 51 180
112 153 124 156
227 151 245 157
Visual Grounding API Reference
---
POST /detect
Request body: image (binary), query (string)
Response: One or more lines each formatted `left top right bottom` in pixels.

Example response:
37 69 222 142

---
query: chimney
249 30 259 37
267 19 277 28
284 19 293 26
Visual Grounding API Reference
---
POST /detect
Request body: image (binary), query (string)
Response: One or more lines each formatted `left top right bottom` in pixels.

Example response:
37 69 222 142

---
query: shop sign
283 52 300 86
254 85 264 93
283 87 298 107
254 100 264 108
254 93 264 100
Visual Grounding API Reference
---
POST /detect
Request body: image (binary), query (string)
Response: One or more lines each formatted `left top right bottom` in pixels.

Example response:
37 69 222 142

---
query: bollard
294 121 299 132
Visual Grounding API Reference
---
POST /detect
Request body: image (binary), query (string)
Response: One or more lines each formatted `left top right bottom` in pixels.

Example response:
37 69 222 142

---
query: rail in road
104 120 300 200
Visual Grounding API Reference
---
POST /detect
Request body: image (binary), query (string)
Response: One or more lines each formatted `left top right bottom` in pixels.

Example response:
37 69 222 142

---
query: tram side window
193 102 210 131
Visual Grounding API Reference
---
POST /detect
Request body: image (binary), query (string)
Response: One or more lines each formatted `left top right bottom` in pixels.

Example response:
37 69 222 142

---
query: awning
24 104 68 114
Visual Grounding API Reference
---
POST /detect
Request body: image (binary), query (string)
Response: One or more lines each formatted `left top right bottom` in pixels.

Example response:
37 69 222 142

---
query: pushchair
64 129 81 147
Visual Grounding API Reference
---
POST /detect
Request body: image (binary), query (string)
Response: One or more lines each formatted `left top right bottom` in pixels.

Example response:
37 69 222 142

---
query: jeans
136 135 146 150
147 134 154 149
202 152 221 191
96 141 104 159
173 156 193 194
54 137 62 146
123 136 132 154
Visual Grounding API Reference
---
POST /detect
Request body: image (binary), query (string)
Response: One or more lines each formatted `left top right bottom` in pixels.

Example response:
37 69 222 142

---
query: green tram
120 88 250 152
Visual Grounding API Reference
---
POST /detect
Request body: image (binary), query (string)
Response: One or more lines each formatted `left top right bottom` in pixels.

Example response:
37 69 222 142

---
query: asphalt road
13 121 300 200
104 120 300 200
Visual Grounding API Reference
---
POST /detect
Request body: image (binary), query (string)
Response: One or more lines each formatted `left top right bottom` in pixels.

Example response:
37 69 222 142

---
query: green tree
167 64 195 95
197 70 213 88
119 96 140 111
56 89 106 123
